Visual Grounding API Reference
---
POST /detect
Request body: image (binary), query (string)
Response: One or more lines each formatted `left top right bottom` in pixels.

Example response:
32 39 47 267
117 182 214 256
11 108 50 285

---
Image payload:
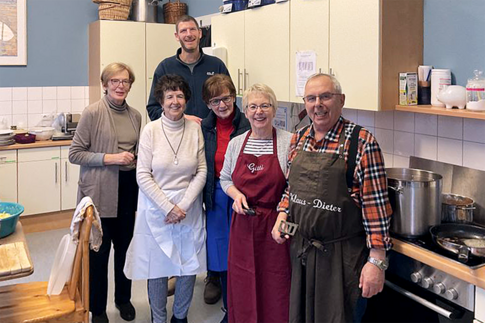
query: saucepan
429 223 485 263
441 193 475 223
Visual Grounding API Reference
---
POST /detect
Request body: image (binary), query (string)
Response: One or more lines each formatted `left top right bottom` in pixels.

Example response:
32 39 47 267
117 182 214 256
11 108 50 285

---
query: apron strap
346 125 362 192
297 231 365 266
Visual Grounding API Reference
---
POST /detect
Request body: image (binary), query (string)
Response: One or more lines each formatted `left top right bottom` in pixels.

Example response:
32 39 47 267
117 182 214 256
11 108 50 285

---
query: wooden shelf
396 105 485 120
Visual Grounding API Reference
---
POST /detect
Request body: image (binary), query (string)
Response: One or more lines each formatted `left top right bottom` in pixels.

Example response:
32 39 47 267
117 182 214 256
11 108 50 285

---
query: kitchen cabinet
60 146 79 211
290 0 423 109
0 150 17 202
18 147 61 216
289 0 329 102
212 3 290 101
89 21 179 126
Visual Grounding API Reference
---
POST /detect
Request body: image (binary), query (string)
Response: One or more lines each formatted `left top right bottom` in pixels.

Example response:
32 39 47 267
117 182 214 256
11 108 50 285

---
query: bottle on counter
466 70 485 111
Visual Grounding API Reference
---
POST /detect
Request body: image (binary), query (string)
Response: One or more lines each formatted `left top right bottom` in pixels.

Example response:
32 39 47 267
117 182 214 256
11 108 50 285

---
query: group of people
69 14 392 323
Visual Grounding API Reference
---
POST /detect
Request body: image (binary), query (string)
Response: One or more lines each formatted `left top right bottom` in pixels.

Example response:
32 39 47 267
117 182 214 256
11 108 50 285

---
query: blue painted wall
1 0 484 88
423 0 485 86
0 0 98 87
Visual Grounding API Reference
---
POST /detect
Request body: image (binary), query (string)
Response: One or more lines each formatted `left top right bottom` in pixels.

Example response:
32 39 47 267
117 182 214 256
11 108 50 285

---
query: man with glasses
272 73 392 323
146 15 229 125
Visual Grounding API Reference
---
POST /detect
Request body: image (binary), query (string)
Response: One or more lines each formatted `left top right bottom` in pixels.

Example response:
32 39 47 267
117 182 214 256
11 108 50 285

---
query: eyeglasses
110 79 132 87
303 92 341 103
246 103 273 112
209 96 233 107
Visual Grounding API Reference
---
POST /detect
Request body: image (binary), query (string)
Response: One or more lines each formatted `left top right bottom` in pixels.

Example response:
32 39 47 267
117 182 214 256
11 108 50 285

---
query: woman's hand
272 212 290 244
104 152 135 166
165 205 186 224
232 193 249 215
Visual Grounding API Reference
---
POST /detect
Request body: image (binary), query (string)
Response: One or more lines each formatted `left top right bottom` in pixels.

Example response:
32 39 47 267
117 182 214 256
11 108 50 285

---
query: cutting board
0 242 32 277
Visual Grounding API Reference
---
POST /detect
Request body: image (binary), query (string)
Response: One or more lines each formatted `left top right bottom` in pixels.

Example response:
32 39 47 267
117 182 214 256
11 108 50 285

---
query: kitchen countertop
393 238 485 289
0 140 72 151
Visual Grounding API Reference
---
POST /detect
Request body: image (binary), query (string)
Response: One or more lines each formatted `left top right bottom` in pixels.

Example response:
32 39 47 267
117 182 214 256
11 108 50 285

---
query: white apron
124 188 207 279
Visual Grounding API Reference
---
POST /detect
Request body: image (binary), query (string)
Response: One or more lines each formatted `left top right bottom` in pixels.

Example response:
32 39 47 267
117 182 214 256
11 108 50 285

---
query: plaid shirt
277 116 392 250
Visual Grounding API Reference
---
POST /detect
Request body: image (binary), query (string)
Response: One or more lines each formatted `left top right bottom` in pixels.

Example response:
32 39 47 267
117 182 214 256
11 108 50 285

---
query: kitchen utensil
278 220 299 237
28 127 55 141
430 223 485 262
387 168 443 238
0 202 24 238
441 193 475 223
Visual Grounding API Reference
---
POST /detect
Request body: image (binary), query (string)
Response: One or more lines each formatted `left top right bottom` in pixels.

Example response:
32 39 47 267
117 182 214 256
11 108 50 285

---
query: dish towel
70 196 103 252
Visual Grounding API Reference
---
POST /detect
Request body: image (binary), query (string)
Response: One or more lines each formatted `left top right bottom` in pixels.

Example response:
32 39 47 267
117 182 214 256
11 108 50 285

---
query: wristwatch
367 256 389 271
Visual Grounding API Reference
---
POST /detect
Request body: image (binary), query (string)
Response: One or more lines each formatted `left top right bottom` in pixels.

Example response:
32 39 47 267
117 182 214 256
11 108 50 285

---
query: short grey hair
242 83 277 113
305 73 342 94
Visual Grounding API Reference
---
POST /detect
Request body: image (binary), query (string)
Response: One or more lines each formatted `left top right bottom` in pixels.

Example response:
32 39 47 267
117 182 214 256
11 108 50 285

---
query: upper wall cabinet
212 3 290 102
89 21 178 125
214 0 423 111
328 0 423 111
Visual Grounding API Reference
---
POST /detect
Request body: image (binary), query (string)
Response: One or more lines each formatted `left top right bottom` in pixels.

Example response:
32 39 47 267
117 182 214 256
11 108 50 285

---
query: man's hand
104 152 135 166
359 261 385 298
185 114 202 125
165 205 186 224
272 212 289 244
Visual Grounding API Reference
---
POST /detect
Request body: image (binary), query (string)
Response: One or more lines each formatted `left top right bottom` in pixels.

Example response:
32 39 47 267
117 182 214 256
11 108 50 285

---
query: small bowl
29 127 55 141
0 202 25 238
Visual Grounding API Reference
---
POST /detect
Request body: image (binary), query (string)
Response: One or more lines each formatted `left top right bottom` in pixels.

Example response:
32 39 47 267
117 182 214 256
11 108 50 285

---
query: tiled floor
0 228 224 323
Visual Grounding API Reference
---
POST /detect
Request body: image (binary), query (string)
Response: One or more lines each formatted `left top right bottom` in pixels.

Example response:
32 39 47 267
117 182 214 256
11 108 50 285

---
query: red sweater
214 111 235 178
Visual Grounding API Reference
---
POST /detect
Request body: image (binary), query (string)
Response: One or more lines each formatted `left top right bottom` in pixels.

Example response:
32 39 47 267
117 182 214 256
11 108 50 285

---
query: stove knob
410 272 422 283
445 288 458 300
433 283 446 294
422 277 434 289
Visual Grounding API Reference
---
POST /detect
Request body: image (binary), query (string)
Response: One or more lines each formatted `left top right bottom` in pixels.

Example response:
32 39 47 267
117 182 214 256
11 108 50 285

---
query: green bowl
0 202 24 238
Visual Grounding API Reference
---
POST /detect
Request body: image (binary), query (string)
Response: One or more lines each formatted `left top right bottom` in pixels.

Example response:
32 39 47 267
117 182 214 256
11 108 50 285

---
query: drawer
18 147 60 162
0 150 17 163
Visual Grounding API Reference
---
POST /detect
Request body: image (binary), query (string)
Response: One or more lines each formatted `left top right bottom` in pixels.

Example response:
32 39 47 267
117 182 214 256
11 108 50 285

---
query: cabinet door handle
55 162 58 184
237 69 243 95
319 68 322 74
329 67 334 76
244 69 248 91
65 161 68 182
0 156 5 164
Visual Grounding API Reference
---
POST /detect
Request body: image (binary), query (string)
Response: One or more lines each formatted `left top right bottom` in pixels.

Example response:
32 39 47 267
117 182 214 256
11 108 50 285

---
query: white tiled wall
0 86 89 129
341 108 485 172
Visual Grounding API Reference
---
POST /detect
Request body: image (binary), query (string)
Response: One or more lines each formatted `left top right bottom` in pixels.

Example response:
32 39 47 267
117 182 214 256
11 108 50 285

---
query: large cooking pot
430 223 485 262
131 0 158 22
441 193 475 223
387 168 442 238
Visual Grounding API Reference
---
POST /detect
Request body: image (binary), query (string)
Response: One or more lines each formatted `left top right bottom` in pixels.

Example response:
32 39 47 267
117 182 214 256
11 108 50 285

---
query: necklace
161 118 185 165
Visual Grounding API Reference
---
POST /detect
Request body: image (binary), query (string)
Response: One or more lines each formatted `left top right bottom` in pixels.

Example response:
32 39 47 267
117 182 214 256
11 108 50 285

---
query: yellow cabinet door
244 3 290 101
212 11 245 96
89 21 147 124
146 23 180 106
290 0 330 103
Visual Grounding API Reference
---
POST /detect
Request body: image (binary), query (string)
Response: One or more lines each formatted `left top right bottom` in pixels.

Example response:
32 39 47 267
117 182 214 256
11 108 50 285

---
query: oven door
363 274 473 323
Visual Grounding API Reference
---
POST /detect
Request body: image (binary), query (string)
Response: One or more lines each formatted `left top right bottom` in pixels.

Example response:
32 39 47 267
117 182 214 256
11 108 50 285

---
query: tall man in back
146 15 230 124
146 14 228 305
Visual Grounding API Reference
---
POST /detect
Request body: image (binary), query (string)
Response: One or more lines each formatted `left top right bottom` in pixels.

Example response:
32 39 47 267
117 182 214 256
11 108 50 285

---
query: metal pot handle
458 245 470 262
388 185 404 194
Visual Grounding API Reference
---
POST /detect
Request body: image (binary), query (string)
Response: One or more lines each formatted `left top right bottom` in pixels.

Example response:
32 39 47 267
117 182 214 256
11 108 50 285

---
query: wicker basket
93 0 133 21
163 0 187 24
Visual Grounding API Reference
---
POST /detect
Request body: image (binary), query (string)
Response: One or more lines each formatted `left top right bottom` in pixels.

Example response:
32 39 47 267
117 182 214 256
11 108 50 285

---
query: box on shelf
399 72 418 105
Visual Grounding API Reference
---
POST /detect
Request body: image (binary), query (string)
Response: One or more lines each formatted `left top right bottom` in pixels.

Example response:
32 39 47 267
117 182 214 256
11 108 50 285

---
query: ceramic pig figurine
437 85 467 109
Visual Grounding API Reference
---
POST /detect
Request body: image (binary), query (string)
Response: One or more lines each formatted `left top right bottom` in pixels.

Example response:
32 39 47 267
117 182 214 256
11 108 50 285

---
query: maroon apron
227 129 291 323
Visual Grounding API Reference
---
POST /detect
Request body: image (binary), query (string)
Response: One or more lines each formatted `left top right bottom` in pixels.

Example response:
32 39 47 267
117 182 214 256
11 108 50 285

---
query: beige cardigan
69 97 141 218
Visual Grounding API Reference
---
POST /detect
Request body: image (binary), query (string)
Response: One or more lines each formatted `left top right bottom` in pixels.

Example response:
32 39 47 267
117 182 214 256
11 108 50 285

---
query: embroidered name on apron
247 162 264 173
290 193 342 213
